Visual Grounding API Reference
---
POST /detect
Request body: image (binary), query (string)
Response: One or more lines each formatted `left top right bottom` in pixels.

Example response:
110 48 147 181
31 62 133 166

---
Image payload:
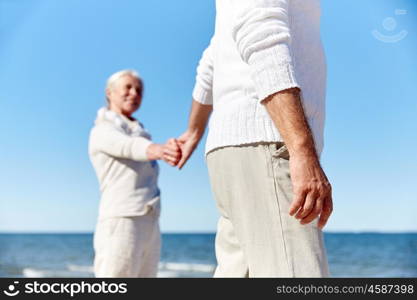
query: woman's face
106 75 143 117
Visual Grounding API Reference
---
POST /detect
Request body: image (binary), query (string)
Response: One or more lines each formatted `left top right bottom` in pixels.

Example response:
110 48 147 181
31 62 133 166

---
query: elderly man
89 70 181 277
178 0 333 277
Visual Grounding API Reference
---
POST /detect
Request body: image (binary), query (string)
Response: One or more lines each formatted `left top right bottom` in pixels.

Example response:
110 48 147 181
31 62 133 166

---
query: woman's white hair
105 69 143 104
106 69 143 90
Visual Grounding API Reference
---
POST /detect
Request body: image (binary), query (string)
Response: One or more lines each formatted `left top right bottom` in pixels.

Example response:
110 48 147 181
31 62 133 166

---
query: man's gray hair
105 69 143 104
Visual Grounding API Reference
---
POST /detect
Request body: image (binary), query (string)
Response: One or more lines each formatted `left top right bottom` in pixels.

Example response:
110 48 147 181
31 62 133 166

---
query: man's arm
177 38 214 169
231 0 299 102
231 0 332 228
177 100 212 169
192 38 214 106
264 89 317 159
264 89 332 229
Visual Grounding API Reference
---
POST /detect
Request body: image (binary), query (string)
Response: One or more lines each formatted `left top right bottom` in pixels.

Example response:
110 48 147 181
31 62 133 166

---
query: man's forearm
176 100 213 169
264 88 332 228
263 88 318 160
186 100 213 140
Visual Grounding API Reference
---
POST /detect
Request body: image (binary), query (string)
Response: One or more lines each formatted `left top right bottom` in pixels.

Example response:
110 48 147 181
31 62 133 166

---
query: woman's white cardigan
89 108 160 221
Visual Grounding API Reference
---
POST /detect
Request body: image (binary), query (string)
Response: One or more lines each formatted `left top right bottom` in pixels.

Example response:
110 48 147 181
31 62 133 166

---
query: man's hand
176 131 201 169
264 88 333 229
162 138 182 167
146 139 181 167
288 154 333 229
176 100 212 169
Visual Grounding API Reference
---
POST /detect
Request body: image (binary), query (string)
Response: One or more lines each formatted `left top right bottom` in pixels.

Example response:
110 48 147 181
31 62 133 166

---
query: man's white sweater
192 0 327 156
89 108 160 221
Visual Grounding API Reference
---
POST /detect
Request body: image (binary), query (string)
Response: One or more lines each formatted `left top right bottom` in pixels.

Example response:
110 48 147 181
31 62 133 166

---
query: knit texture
192 0 326 156
89 107 160 220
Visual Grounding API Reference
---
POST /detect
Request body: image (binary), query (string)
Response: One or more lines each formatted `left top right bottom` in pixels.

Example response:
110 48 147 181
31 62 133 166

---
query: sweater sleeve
192 37 214 105
231 0 300 103
90 125 152 161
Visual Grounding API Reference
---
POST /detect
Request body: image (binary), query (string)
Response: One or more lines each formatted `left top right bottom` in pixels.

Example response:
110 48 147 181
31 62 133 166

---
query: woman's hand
146 139 181 166
176 130 202 169
162 138 182 167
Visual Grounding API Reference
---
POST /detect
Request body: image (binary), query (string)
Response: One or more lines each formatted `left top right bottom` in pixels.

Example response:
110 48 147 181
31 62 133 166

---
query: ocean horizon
1 232 416 278
2 230 416 234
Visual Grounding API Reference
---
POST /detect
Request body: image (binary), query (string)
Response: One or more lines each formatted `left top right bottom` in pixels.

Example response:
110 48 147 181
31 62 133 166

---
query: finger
177 133 187 143
300 197 324 225
164 148 179 157
167 138 177 146
163 151 181 162
163 157 176 166
163 148 181 159
164 143 181 152
163 154 179 166
164 156 180 166
172 138 181 148
295 191 317 219
177 156 189 169
177 149 192 169
169 141 182 152
166 138 179 149
172 138 181 147
289 189 307 216
318 197 333 229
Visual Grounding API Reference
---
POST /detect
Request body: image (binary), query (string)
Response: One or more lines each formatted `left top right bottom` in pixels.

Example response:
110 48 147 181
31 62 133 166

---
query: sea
0 233 416 278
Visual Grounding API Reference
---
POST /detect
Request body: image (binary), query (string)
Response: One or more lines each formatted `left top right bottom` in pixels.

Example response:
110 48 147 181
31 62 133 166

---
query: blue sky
0 0 416 233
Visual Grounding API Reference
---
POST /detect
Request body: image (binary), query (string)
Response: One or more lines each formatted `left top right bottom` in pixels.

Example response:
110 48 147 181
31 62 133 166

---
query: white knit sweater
192 0 326 156
88 107 160 221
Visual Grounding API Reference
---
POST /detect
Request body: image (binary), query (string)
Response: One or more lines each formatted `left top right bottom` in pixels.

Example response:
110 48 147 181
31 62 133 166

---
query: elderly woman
89 70 181 277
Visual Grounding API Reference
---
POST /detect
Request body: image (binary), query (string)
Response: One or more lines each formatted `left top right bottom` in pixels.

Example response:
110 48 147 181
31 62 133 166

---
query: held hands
176 130 201 169
162 130 201 169
161 138 182 167
146 139 182 166
147 131 201 168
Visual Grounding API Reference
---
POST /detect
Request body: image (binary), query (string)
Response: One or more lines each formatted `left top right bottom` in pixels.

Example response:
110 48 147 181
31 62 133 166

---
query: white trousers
207 142 330 277
93 212 160 278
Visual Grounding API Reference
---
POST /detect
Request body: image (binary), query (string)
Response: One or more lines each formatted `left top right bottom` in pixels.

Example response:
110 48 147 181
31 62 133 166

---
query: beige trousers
93 212 160 278
207 142 330 277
